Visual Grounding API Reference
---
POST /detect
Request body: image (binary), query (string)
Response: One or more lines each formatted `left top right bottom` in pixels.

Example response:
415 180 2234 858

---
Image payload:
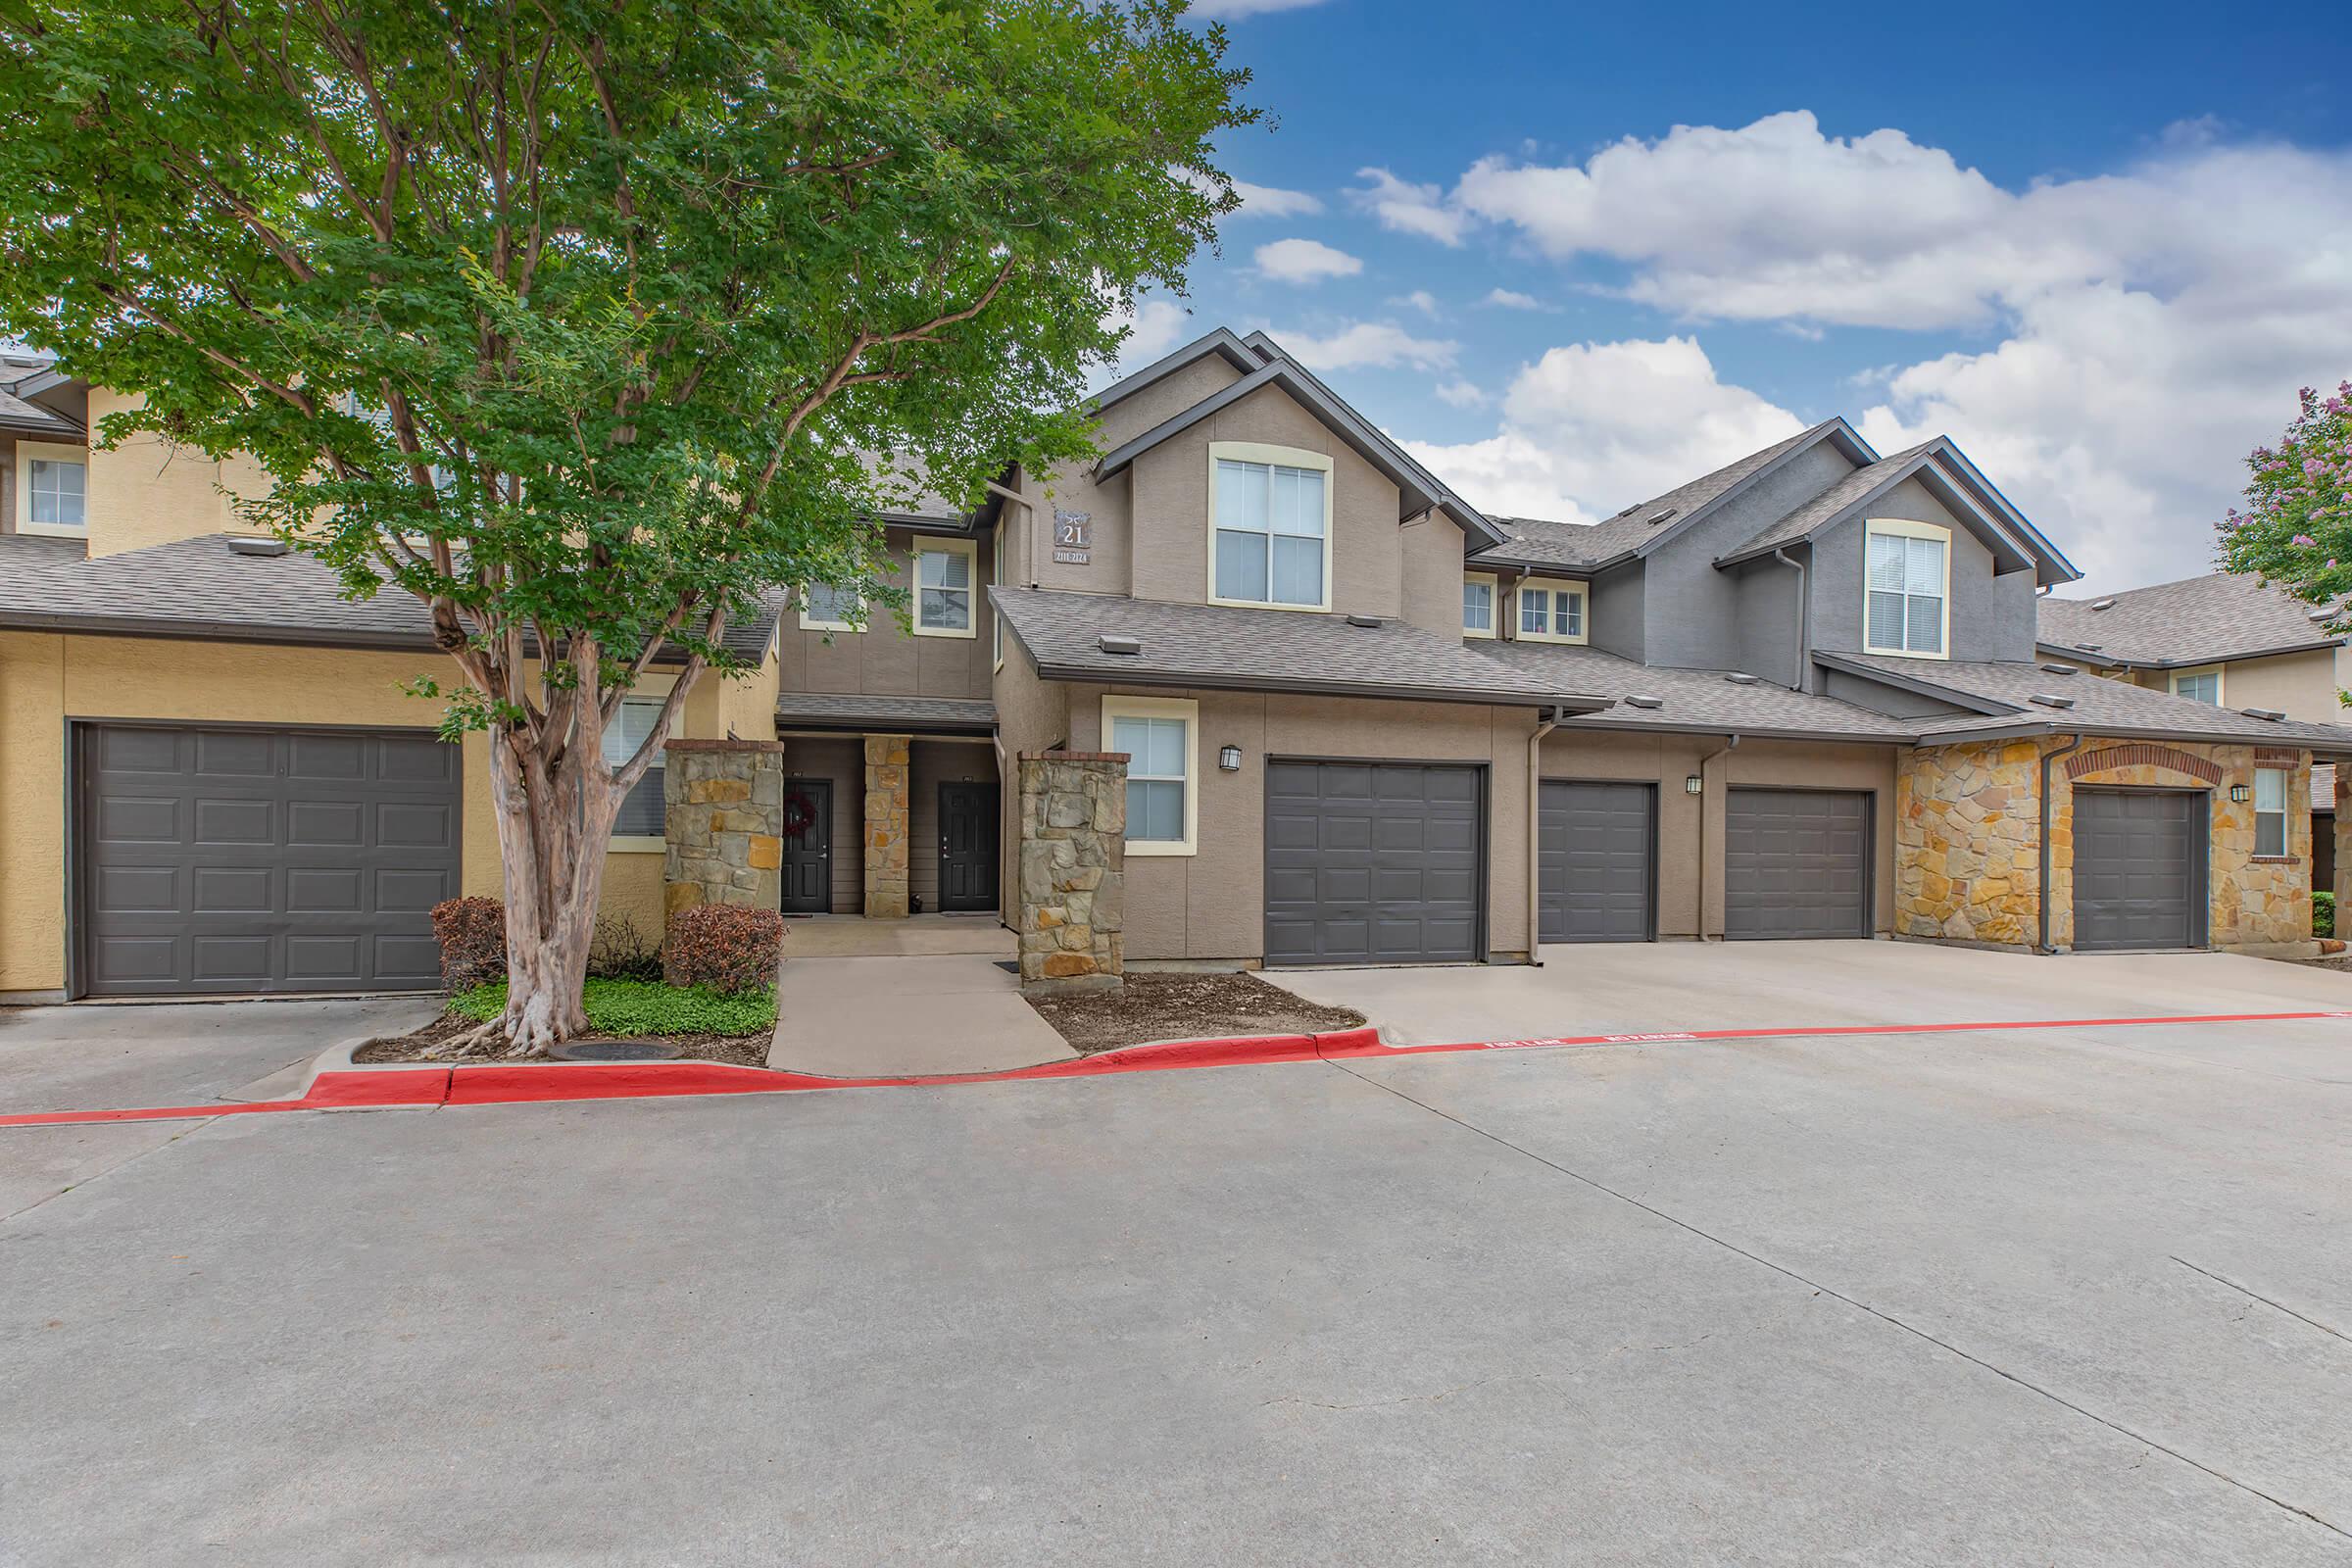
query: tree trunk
483 715 624 1055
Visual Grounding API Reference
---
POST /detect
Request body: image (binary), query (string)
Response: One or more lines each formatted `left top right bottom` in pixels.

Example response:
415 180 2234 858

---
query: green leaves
2219 382 2352 629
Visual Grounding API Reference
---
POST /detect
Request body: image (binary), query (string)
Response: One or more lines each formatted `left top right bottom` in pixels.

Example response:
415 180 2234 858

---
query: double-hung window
799 581 864 633
1102 696 1196 856
1515 579 1587 644
2254 766 2289 858
604 695 669 840
914 540 975 637
1211 445 1331 610
2171 668 2222 705
17 440 85 535
1462 574 1496 638
1865 520 1949 657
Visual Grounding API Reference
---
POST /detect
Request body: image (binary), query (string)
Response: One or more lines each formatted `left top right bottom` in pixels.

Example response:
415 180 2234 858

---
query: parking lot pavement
5 1006 2350 1564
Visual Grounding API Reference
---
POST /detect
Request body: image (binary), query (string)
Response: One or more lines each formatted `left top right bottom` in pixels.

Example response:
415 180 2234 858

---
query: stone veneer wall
863 733 910 919
662 739 786 917
1016 751 1125 991
1895 736 2314 953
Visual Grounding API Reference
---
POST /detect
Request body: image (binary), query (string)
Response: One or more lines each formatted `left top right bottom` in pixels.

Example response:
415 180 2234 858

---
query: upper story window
1864 519 1949 659
2170 667 2222 705
2253 766 2289 858
17 440 86 536
603 695 669 841
1209 442 1333 612
798 581 864 633
1102 695 1197 856
1515 578 1587 644
914 538 976 638
1462 573 1496 639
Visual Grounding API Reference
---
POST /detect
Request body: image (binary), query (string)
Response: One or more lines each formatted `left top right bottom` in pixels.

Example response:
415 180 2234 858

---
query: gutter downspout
1770 548 1809 691
984 478 1040 588
1693 734 1740 939
2036 733 2085 954
1527 705 1562 965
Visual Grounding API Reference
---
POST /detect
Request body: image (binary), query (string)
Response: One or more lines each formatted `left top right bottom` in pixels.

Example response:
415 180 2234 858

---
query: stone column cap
1020 750 1131 763
664 737 787 754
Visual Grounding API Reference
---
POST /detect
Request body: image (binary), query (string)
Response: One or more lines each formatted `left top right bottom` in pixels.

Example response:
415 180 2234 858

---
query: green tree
0 0 1249 1051
2219 380 2352 645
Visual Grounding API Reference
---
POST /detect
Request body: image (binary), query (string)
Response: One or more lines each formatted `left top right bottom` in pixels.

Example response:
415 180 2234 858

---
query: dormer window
1864 518 1949 659
1515 578 1587 645
1209 442 1332 612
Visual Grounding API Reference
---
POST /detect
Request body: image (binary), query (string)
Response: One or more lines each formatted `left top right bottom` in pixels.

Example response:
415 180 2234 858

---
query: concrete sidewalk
767 955 1075 1076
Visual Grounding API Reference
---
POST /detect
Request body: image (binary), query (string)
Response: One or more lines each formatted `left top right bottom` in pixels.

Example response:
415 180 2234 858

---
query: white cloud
1253 237 1364 285
1231 179 1323 219
1482 288 1551 312
1275 320 1458 372
1350 168 1472 246
1435 377 1489 410
1088 297 1193 392
1391 289 1443 317
1405 336 1804 522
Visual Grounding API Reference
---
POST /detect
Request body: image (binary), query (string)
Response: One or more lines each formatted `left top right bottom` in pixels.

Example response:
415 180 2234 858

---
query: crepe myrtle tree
2221 381 2352 695
0 0 1250 1052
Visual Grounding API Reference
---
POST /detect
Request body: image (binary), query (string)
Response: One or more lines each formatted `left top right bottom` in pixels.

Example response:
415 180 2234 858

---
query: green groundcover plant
452 977 778 1038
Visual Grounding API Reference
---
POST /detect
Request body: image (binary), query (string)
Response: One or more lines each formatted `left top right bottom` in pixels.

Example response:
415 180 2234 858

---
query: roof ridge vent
2028 693 2075 709
2310 607 2339 623
1622 694 1664 710
1344 613 1384 628
2239 706 2285 721
225 535 290 558
2089 598 2115 611
1723 672 1759 685
2037 662 2078 675
2072 642 2103 653
1647 507 1678 525
1612 503 1642 518
1097 634 1142 657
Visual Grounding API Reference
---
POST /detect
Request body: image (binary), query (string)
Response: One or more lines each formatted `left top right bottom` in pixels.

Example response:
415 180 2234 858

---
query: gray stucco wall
1587 561 1645 662
1808 474 2038 672
1820 667 1974 718
1640 439 1854 672
1725 556 1804 686
774 525 994 701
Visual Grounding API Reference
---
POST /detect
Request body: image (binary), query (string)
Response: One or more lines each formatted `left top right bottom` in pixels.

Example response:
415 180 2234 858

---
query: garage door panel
1538 781 1653 943
2074 789 2200 951
77 724 461 997
1725 788 1869 940
1264 761 1485 965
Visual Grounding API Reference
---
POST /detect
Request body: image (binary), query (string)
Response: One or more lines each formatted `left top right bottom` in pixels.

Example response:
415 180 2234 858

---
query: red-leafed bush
430 897 507 993
664 905 785 995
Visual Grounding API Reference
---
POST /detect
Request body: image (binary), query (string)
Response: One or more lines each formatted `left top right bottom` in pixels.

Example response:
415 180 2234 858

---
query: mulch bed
1026 970 1366 1055
354 1012 772 1068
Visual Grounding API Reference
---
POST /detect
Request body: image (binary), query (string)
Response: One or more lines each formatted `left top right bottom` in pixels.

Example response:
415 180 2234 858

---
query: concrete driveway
4 960 2351 1563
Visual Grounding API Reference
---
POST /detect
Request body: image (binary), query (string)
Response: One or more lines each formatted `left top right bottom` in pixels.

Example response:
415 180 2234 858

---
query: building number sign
1054 510 1092 564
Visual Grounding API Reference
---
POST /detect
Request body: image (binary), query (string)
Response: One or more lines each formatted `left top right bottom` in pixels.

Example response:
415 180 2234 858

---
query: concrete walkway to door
766 935 1076 1078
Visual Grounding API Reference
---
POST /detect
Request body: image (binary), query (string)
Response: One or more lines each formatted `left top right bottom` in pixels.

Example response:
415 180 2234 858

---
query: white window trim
603 677 676 852
1102 694 1198 857
15 439 87 537
2170 664 2225 704
992 523 1005 672
797 582 866 634
1513 576 1589 646
912 536 979 639
1462 571 1497 640
2252 764 2291 858
1862 516 1953 662
1206 440 1335 614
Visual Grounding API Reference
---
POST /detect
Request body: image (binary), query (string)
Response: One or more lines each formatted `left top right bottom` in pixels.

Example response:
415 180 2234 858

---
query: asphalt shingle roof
0 532 782 660
775 692 996 731
0 532 88 569
1826 652 2352 751
1474 641 1916 740
2037 572 2346 666
0 386 81 439
991 587 1604 708
1725 442 1937 562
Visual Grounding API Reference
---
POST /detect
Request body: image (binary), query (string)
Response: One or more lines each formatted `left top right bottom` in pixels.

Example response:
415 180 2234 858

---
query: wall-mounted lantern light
2229 783 2251 803
1685 774 1704 795
1219 745 1243 772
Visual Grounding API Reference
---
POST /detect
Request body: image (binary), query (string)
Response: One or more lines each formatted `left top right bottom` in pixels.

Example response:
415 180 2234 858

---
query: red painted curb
4 1012 2347 1129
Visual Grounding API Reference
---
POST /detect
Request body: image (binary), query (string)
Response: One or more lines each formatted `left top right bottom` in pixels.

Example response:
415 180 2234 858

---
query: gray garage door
1538 781 1654 942
1265 760 1484 964
76 723 461 997
2072 788 2204 952
1724 788 1871 939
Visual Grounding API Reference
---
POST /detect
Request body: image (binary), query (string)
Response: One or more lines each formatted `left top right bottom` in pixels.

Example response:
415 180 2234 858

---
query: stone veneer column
1016 750 1125 991
2337 764 2352 921
662 739 787 920
863 733 911 919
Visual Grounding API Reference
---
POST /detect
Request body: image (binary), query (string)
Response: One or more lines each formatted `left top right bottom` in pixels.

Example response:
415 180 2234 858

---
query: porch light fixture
1685 774 1704 796
2230 783 2252 803
1218 745 1242 772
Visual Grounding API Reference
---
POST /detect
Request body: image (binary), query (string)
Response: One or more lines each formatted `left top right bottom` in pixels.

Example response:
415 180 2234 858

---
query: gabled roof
1817 650 2352 753
991 586 1607 710
0 384 80 440
1467 417 1868 574
0 532 783 661
1716 436 2078 585
2036 571 2347 668
1086 328 1508 550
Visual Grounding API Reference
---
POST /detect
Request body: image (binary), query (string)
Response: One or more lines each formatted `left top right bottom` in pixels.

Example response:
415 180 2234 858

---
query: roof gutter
1022 657 1613 712
2037 733 2085 954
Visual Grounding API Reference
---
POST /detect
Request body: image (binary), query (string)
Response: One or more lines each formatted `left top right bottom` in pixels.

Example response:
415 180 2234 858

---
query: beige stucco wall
1066 685 1537 962
1896 736 2314 955
1538 729 1901 939
82 389 273 559
0 629 765 995
773 526 993 702
2127 646 2349 726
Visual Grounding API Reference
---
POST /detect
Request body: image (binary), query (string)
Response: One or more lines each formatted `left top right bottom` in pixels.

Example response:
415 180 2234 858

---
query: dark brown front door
938 781 1000 912
780 777 832 914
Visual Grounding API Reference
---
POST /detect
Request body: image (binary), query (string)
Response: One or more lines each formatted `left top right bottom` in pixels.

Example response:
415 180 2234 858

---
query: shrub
664 904 785 995
430 897 506 993
2318 891 2336 940
588 912 664 981
450 978 776 1037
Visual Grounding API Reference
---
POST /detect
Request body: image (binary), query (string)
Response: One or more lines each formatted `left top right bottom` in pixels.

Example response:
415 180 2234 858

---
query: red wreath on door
781 789 818 840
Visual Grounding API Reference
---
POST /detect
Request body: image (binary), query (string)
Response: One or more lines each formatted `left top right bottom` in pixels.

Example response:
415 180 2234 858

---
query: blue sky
1121 0 2352 592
